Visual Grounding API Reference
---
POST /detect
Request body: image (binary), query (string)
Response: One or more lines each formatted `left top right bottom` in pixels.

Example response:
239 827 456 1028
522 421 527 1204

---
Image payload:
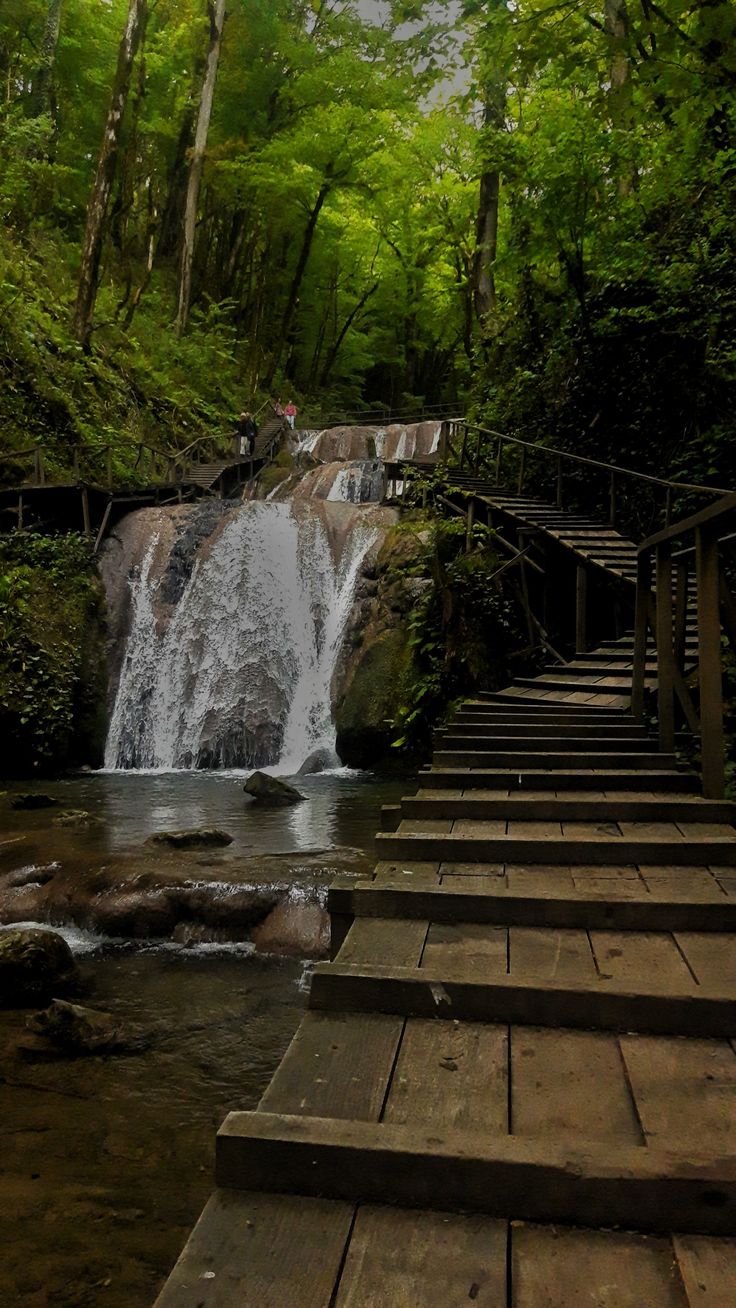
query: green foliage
391 516 521 751
0 533 106 773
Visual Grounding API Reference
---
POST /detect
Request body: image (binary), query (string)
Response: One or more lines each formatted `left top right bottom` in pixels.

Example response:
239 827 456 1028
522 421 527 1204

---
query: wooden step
216 1110 736 1235
376 830 736 866
309 960 736 1039
435 734 653 752
396 796 736 824
432 750 677 769
420 768 696 791
438 724 651 741
329 883 736 933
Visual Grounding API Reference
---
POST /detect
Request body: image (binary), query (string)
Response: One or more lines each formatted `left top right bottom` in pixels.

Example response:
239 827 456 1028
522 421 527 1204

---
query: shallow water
0 769 409 1307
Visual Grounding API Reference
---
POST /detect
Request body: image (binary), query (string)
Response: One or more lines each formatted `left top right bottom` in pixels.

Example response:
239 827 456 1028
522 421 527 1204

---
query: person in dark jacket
236 411 258 456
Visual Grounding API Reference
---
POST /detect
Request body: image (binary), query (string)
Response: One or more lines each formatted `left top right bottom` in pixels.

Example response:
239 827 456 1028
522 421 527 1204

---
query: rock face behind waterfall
99 419 439 773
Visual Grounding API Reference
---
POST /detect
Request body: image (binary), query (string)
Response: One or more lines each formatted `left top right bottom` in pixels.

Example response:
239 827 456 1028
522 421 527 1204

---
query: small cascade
287 459 385 504
104 501 380 772
296 420 443 464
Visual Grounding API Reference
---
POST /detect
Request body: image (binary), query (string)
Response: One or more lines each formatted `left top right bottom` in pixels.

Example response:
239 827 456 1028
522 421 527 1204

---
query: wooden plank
376 831 736 867
511 1028 642 1144
334 1206 508 1308
421 922 508 972
673 1235 736 1306
336 918 427 967
640 867 725 901
383 1018 508 1133
508 927 596 980
589 932 694 987
512 1225 689 1308
308 961 734 1038
621 1035 736 1153
675 933 736 986
260 1012 403 1121
153 1189 354 1308
216 1110 736 1235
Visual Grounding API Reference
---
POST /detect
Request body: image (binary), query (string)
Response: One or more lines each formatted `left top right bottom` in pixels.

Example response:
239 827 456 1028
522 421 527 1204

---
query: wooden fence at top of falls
0 416 288 550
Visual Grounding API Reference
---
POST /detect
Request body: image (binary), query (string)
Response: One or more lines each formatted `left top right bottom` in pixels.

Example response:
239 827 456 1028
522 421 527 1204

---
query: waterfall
104 502 379 773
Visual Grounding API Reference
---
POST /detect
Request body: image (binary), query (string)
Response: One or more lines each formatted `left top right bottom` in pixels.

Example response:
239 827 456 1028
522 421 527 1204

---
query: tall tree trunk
267 176 332 384
175 0 227 338
473 87 505 326
319 281 379 387
605 0 635 191
72 0 146 349
27 0 63 125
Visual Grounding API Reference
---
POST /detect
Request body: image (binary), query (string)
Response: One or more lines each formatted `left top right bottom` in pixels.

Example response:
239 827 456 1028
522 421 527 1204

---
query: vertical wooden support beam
517 446 526 495
17 493 23 529
466 497 475 553
33 448 41 486
665 486 673 526
631 550 651 721
696 525 725 798
575 564 587 653
107 446 113 489
81 486 91 536
655 541 675 754
674 563 688 671
495 438 503 487
556 457 563 509
459 424 468 469
438 422 447 464
609 472 617 527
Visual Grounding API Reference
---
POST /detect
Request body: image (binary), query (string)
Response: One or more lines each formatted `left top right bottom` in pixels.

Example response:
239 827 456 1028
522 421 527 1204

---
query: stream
0 768 408 1307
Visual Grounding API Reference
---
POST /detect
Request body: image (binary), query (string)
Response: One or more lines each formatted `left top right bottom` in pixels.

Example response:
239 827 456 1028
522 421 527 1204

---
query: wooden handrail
632 493 736 799
466 424 731 499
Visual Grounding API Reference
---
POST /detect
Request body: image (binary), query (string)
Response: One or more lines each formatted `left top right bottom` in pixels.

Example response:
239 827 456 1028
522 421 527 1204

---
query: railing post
609 471 617 527
495 438 503 487
674 562 688 672
107 446 113 489
631 550 651 721
473 428 482 475
696 524 725 798
81 486 91 536
665 486 673 526
517 445 526 495
465 497 475 553
556 457 563 509
575 564 587 653
459 424 468 469
655 540 675 754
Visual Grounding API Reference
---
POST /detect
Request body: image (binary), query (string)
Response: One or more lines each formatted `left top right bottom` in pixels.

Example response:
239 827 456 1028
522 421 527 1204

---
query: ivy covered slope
0 534 106 776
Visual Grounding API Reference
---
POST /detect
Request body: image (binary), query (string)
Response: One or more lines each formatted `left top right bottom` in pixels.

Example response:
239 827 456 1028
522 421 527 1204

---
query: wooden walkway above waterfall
154 476 736 1305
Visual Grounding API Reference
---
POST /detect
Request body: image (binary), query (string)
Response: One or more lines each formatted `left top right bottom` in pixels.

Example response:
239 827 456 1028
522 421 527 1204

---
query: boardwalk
154 489 736 1306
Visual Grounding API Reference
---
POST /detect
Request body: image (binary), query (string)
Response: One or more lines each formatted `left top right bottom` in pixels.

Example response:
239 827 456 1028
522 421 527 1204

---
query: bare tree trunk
27 0 63 126
319 280 379 387
175 0 227 337
267 176 332 383
72 0 146 349
473 88 505 326
605 0 634 191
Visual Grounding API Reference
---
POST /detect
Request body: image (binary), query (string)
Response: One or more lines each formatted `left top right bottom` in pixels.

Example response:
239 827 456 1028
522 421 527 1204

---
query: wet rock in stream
0 928 80 1005
25 999 148 1057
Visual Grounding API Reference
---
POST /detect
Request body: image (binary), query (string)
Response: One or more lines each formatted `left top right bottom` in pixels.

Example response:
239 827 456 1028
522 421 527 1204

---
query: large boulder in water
10 793 58 810
0 928 80 1006
250 899 329 958
243 771 305 806
146 828 233 849
297 747 338 776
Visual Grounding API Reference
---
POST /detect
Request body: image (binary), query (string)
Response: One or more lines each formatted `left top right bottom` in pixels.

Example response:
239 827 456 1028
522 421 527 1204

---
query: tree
175 0 227 337
72 0 147 349
26 0 63 134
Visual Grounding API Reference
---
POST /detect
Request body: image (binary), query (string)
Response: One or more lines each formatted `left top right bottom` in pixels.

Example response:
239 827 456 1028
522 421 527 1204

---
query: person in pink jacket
284 400 297 430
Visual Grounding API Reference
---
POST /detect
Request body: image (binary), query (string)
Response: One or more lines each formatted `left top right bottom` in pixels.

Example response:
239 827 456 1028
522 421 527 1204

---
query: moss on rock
335 625 413 767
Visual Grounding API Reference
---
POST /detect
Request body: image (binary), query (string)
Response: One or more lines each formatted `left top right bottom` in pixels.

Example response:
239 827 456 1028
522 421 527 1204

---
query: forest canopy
0 0 734 483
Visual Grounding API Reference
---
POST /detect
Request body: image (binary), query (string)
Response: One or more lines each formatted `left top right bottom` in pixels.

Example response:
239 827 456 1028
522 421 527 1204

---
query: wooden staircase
153 482 736 1305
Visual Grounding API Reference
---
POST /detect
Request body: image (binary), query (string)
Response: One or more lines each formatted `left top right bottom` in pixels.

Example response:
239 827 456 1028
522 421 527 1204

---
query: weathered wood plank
675 933 736 986
336 918 427 967
383 1019 508 1133
589 932 694 987
512 1225 689 1308
421 922 508 972
153 1189 354 1308
334 1206 508 1308
621 1035 736 1154
511 1027 642 1144
260 1012 403 1121
673 1235 736 1306
508 927 596 980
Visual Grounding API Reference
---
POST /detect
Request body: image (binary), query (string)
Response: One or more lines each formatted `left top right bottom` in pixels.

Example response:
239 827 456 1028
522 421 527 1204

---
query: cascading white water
104 502 378 773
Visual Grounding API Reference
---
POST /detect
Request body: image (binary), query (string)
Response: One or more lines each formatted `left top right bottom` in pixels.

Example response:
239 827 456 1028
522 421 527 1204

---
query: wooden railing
456 424 730 532
631 492 736 798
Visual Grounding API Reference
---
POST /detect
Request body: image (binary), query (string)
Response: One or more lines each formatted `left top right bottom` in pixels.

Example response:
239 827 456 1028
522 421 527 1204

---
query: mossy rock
335 626 413 767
